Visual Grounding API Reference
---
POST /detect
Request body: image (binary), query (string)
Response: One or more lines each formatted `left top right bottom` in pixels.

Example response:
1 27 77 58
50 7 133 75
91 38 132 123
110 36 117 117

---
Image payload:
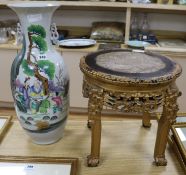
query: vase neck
23 13 52 50
9 5 59 52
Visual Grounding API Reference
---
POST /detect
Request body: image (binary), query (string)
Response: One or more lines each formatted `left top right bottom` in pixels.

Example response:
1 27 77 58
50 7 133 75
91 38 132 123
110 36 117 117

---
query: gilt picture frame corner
0 115 12 143
156 112 186 121
171 122 186 163
0 155 79 175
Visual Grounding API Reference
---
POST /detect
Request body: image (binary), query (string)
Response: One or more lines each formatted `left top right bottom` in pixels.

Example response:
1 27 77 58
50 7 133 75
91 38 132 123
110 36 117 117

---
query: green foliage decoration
22 60 34 76
39 99 50 113
28 25 46 38
31 35 47 53
22 60 55 80
38 60 55 80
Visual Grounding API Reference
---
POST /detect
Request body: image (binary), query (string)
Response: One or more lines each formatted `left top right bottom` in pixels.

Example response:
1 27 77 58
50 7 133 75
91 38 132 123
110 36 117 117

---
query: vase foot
25 121 66 145
32 136 63 145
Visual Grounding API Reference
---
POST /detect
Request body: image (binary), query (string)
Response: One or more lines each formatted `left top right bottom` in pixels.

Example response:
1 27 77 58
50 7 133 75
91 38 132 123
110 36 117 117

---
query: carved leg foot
87 120 92 129
143 122 151 128
87 155 99 167
154 157 167 166
142 112 151 128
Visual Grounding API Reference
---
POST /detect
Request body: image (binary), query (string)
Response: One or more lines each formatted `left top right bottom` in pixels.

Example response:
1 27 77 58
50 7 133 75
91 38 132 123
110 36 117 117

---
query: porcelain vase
8 2 69 144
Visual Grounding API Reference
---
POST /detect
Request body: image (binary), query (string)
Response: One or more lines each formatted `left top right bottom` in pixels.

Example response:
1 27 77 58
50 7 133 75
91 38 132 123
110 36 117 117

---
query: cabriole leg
87 89 104 167
154 84 180 166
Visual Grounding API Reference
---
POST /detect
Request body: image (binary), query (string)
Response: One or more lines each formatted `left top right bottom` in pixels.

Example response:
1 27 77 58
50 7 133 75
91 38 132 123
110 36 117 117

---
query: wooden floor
0 108 185 175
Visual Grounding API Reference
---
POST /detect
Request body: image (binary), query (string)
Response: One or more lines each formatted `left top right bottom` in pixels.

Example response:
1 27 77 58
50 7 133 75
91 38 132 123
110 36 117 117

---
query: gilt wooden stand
80 49 182 167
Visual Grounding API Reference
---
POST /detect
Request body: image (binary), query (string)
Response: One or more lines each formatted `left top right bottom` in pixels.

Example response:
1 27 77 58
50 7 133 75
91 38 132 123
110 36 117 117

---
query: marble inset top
96 52 165 74
82 49 182 84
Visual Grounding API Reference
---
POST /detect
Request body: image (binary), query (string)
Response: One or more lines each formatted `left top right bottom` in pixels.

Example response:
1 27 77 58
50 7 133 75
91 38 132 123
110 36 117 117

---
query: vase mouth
8 1 61 8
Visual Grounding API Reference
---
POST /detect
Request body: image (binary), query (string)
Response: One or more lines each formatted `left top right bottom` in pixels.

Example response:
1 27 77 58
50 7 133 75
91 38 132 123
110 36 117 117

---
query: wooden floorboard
0 109 184 175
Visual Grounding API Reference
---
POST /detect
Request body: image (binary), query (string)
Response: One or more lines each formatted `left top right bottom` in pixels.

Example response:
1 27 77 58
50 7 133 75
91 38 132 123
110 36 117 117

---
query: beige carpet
0 118 184 175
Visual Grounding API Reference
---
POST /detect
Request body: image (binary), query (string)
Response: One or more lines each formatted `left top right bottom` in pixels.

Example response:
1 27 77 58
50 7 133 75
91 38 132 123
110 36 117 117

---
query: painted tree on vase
14 24 67 131
27 24 50 95
17 25 55 113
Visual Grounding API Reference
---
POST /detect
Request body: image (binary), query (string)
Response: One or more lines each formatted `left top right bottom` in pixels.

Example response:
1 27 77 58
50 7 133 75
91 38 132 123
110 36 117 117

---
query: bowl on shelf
126 40 150 49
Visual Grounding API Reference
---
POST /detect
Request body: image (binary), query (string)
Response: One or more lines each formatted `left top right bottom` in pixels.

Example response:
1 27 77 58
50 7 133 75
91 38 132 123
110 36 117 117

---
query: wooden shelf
0 42 97 52
1 1 186 55
0 42 20 50
129 3 186 11
1 41 186 58
2 1 186 13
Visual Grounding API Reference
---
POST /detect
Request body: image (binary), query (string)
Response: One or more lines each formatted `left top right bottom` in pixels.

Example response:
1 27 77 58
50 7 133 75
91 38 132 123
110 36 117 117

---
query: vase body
8 2 69 144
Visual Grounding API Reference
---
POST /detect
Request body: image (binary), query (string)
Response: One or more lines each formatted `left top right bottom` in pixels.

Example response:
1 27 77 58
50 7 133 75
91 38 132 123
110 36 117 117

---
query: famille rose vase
8 2 69 144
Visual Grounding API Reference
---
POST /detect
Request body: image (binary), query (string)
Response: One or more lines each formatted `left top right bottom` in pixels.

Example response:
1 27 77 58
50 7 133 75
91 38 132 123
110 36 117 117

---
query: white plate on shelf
58 39 96 48
126 40 150 48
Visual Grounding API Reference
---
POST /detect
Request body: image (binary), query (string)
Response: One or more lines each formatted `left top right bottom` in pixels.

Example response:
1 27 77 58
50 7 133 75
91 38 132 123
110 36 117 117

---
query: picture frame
167 113 186 172
0 155 78 175
171 121 186 173
0 115 12 143
170 134 186 173
176 113 186 123
171 122 186 164
156 112 186 122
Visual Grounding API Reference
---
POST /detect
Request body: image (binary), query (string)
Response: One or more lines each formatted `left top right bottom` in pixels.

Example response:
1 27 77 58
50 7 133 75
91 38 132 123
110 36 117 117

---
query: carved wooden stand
80 49 182 167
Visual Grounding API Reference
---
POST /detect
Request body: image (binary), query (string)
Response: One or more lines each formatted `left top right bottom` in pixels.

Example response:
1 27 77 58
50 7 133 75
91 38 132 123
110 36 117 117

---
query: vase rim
8 1 61 8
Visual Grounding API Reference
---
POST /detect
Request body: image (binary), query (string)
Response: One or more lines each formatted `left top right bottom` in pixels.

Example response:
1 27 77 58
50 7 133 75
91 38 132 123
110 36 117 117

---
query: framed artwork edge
170 134 186 173
0 115 12 143
0 155 78 175
167 112 186 172
156 112 186 120
176 112 186 117
171 122 186 163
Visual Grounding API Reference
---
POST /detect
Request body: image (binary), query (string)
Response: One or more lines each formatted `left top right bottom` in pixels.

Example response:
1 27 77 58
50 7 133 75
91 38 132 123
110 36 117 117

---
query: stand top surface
80 49 182 85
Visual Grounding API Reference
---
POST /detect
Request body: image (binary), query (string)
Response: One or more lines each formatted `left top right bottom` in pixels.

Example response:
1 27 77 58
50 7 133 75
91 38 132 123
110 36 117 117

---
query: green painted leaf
28 25 46 38
31 35 47 53
38 60 55 79
39 100 50 113
21 60 34 76
39 107 47 113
